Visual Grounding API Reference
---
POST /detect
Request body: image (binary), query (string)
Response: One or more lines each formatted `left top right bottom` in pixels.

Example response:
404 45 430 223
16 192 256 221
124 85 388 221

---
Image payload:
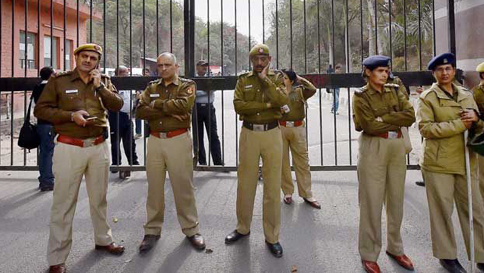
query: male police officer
473 62 484 201
418 53 484 272
136 52 205 253
353 55 415 273
225 44 288 257
34 44 125 273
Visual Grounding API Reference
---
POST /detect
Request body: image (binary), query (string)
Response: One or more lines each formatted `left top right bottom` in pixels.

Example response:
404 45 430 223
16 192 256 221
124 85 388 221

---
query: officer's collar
248 69 275 78
70 69 81 82
432 82 466 102
366 83 390 94
159 75 179 86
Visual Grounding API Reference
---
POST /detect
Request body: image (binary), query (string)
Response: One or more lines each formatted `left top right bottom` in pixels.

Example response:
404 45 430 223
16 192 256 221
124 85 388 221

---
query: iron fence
0 0 458 172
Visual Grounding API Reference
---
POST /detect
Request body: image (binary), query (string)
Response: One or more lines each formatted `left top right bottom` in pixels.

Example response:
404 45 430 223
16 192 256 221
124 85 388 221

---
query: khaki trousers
478 156 484 201
422 169 484 261
357 134 407 262
280 125 313 199
236 126 283 244
144 132 199 237
47 141 113 266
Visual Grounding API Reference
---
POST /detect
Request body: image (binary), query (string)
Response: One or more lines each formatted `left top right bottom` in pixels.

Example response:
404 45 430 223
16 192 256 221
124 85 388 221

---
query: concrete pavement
0 169 473 273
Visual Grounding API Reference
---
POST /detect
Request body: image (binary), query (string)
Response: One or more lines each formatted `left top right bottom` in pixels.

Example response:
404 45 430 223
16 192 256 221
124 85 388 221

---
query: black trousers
108 111 139 165
192 103 223 165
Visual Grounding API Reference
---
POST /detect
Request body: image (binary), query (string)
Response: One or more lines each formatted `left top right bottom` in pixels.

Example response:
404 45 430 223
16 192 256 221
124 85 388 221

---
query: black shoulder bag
18 96 40 150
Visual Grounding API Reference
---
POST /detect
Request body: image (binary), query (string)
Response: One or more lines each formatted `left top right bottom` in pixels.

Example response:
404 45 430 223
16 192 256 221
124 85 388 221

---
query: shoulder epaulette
420 89 434 99
53 70 71 78
148 79 160 86
384 83 400 88
354 85 367 93
238 71 250 78
179 77 194 84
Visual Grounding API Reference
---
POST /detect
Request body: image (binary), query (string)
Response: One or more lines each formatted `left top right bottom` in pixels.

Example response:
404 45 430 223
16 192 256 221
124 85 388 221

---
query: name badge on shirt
245 85 253 89
65 89 78 94
150 93 160 98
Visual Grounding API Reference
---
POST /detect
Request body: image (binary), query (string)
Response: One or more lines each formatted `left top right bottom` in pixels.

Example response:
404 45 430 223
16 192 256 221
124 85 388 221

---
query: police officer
279 69 321 209
34 44 125 273
225 44 288 257
136 52 205 253
353 55 415 273
473 62 484 201
418 53 484 272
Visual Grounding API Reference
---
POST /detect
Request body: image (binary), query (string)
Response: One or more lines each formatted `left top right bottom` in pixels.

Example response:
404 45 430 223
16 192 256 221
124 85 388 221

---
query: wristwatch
95 82 105 92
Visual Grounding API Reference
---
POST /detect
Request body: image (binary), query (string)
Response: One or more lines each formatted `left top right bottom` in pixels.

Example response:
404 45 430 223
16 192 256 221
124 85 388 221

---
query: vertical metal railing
0 0 450 171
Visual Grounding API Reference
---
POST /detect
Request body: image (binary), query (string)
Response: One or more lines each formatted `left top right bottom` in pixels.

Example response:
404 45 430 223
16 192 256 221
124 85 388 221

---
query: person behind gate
352 55 415 273
34 43 125 273
136 52 206 253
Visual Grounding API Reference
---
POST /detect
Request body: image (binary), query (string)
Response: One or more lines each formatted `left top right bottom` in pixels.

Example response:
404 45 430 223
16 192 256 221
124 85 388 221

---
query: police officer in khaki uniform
353 55 415 273
225 44 288 257
418 53 484 273
278 69 321 209
136 52 206 253
34 44 125 273
473 62 484 202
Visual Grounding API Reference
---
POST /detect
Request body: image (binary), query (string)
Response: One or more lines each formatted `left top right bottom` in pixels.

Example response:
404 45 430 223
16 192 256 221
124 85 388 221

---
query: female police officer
417 53 484 272
353 55 415 273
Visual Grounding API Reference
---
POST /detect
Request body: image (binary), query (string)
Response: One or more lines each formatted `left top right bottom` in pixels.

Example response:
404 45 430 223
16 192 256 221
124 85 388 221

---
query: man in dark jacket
32 66 56 191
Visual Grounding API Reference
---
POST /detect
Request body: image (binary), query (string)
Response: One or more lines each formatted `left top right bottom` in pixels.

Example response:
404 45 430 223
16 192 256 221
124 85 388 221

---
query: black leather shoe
40 185 54 191
415 181 425 187
225 230 249 244
439 259 466 273
477 263 484 271
139 234 160 253
265 241 283 258
187 233 206 250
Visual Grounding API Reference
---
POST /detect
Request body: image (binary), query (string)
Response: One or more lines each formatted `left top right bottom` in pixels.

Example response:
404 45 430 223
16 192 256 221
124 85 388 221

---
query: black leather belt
243 121 279 131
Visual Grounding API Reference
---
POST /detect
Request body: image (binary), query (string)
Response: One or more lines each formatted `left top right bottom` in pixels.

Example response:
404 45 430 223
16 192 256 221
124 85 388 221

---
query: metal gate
0 0 459 171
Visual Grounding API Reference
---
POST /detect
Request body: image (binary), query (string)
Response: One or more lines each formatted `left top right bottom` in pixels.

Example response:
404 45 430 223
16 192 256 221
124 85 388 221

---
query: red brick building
1 0 100 78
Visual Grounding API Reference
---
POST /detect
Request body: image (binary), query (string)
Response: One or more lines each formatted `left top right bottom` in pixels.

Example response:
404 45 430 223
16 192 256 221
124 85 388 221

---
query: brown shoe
187 233 206 250
139 234 161 253
362 260 381 273
95 242 125 255
303 198 321 209
49 263 66 273
386 251 414 271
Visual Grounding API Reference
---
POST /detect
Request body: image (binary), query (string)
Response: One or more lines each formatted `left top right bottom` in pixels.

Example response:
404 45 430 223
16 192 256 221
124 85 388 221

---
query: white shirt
119 90 137 114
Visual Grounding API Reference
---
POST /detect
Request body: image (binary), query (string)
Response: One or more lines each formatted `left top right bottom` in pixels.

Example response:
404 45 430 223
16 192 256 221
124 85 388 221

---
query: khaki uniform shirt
136 75 195 132
417 83 484 175
352 83 415 135
34 69 123 139
234 70 289 123
281 77 316 121
472 83 484 115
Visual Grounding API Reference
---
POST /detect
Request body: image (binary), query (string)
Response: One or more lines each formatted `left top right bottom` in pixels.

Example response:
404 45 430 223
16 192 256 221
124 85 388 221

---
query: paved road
0 169 473 273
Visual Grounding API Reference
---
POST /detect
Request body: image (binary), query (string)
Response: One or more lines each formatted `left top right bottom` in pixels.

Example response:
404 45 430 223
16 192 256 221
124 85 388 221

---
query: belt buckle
388 131 398 139
83 138 95 147
201 103 207 107
253 124 264 132
160 132 168 139
286 121 295 128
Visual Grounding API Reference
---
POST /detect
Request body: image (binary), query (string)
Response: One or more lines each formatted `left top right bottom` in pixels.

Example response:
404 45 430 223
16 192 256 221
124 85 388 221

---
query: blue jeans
36 123 55 187
331 88 340 113
135 118 142 135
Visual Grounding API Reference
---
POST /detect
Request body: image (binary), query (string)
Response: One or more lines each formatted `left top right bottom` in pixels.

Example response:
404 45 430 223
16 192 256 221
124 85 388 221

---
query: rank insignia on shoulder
52 70 71 78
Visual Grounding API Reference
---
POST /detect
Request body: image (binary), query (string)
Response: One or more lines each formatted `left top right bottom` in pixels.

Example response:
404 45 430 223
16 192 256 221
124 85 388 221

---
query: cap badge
258 48 264 53
443 58 448 63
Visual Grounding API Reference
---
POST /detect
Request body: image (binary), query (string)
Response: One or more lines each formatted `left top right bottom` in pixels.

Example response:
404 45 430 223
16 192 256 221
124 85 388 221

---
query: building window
65 39 73 71
19 31 36 69
44 36 59 69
